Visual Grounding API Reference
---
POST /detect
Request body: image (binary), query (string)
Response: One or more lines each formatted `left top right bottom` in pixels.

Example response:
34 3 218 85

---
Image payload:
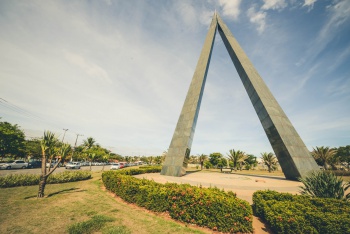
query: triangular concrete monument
161 12 319 180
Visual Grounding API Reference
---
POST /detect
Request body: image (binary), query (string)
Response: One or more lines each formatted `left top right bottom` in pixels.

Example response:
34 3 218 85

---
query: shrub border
102 166 253 233
0 170 92 188
253 190 350 234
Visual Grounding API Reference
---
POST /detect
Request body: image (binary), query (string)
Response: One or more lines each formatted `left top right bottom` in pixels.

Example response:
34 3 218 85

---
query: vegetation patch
102 167 253 233
253 190 350 234
102 225 131 234
67 215 115 234
0 170 92 188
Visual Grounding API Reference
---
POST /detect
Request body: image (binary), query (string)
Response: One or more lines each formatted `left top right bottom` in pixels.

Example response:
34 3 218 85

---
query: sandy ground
134 171 302 234
134 171 302 204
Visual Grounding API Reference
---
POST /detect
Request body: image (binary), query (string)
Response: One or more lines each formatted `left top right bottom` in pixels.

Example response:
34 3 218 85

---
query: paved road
0 165 112 176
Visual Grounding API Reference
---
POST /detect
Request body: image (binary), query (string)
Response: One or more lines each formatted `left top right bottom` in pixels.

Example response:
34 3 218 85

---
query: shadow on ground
24 187 86 199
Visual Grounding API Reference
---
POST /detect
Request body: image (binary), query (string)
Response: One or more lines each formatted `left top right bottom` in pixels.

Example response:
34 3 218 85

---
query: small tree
38 131 71 198
101 153 110 171
299 170 350 201
227 149 247 171
89 153 96 171
311 146 337 170
198 154 208 170
244 154 257 170
261 152 278 172
209 152 223 168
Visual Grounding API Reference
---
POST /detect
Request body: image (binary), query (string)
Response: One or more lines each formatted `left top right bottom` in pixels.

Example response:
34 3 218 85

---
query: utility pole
71 133 83 162
62 128 68 142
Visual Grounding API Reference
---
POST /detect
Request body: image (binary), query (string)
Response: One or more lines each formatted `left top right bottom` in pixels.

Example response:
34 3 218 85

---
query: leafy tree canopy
209 152 223 167
0 120 26 159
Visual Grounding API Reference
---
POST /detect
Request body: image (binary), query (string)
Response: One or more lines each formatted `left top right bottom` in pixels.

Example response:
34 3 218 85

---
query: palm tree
148 156 154 165
89 153 96 171
261 152 278 172
311 146 337 170
227 149 247 171
102 153 110 171
83 137 96 150
198 154 208 170
38 131 71 198
83 137 96 170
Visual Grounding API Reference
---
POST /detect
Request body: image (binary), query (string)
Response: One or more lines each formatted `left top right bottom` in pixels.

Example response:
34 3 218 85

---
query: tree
148 156 154 165
188 155 198 164
83 137 97 170
227 149 247 171
25 138 42 160
198 154 208 170
336 145 350 170
88 153 96 171
101 152 110 171
209 152 223 168
311 146 337 170
244 154 258 170
83 137 96 150
261 152 278 172
37 131 71 198
154 155 163 165
0 120 26 159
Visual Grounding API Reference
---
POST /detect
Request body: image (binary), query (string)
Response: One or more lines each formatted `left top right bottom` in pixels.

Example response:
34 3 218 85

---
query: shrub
299 170 350 200
0 170 92 188
67 215 115 234
253 190 350 234
102 167 253 233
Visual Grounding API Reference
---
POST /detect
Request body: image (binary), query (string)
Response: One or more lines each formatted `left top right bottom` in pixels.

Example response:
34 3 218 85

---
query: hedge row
253 190 350 234
102 167 253 233
0 170 92 188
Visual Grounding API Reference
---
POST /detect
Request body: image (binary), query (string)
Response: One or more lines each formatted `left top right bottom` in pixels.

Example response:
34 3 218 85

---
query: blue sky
0 0 349 157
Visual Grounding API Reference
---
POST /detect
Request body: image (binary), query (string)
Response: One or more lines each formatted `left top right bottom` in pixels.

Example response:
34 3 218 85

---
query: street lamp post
62 128 68 142
71 133 83 162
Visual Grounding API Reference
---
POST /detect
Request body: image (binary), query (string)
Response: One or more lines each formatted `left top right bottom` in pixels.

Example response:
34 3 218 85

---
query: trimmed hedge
102 166 253 233
0 170 92 188
253 190 350 234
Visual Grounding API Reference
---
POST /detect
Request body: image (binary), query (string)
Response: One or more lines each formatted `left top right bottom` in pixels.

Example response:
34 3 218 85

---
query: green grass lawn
0 171 207 234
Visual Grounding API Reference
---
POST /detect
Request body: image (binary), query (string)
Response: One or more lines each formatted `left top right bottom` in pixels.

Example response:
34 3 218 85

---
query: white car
65 162 81 169
110 163 121 170
0 160 28 170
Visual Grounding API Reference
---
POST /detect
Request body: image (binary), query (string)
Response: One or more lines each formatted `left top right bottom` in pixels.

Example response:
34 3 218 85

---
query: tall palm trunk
38 149 47 198
37 175 48 197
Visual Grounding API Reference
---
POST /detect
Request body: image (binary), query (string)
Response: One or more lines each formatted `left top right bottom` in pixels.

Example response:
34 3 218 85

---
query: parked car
46 161 62 168
28 160 42 169
110 163 121 170
0 160 28 170
65 162 81 169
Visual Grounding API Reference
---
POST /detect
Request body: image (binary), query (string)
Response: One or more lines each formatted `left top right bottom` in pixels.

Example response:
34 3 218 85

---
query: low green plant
102 225 131 234
299 170 350 200
0 170 92 188
102 167 253 233
253 190 350 234
67 215 115 234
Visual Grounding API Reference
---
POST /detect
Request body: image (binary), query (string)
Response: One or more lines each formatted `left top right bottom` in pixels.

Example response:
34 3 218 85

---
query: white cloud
261 0 287 11
247 6 267 34
303 0 317 11
297 0 350 67
65 51 112 83
218 0 241 20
